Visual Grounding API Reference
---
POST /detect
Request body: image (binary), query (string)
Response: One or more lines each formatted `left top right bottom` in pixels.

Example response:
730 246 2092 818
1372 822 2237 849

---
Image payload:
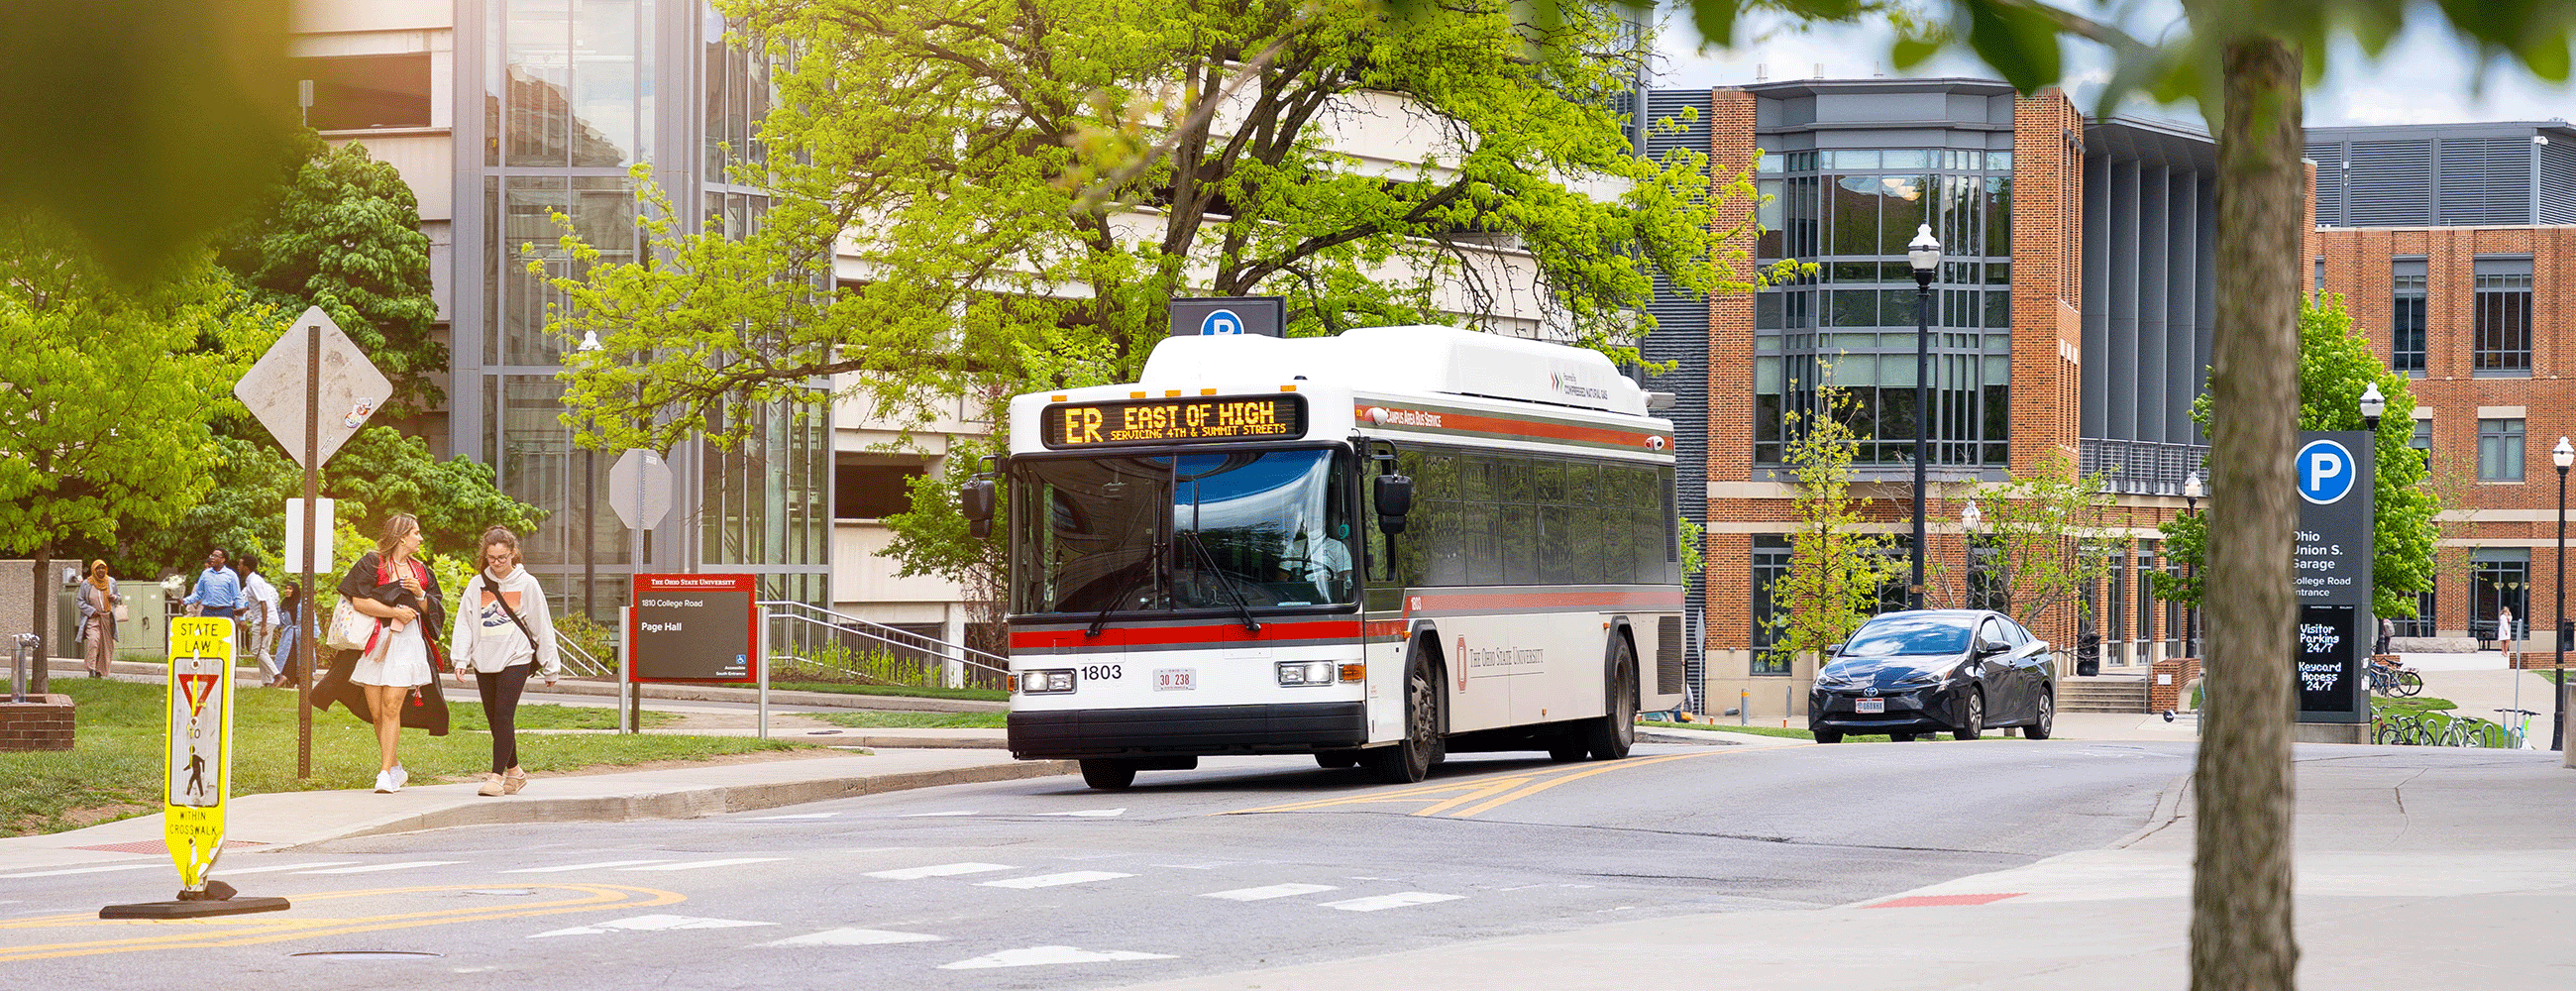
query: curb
292 759 1077 847
2110 772 2194 849
49 658 1008 714
790 734 1011 748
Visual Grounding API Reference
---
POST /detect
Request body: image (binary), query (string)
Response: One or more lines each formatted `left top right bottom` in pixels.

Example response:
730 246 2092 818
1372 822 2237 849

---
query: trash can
2075 632 2101 677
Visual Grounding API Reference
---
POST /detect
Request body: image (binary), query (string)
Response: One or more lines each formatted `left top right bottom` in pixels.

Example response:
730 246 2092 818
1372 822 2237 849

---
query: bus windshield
1012 448 1356 616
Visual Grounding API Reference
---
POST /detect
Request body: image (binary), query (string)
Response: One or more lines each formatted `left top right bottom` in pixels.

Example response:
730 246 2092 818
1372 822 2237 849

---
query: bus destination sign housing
1042 394 1306 449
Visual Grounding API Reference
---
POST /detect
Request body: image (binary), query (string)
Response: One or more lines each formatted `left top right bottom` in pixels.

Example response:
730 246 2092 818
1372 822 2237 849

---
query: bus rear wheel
1079 759 1137 790
1367 652 1440 784
1581 640 1638 761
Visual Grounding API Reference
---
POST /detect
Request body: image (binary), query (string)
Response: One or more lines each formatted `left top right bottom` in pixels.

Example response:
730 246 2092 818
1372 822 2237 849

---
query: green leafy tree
0 218 248 694
1765 384 1906 671
1928 452 2118 633
2151 294 2439 620
214 130 445 416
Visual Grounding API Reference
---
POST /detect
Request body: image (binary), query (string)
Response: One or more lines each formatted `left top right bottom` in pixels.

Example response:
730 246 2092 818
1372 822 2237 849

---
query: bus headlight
1277 661 1337 687
1020 669 1076 694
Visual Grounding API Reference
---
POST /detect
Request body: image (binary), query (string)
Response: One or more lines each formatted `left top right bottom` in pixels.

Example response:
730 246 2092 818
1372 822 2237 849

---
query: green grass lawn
1 679 806 837
809 711 1009 730
766 681 1008 703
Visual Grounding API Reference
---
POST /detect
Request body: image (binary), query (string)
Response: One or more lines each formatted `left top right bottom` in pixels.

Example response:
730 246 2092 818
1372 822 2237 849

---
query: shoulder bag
326 599 377 652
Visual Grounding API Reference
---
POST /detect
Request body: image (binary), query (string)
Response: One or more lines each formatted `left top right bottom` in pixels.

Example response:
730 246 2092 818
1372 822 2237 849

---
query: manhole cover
290 950 444 960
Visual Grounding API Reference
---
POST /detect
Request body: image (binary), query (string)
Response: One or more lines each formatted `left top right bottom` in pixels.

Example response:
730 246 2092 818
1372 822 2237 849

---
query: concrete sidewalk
1111 745 2576 990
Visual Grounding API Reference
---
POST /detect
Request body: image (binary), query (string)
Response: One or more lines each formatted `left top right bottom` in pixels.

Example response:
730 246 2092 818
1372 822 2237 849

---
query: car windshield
1841 615 1975 657
1009 448 1356 615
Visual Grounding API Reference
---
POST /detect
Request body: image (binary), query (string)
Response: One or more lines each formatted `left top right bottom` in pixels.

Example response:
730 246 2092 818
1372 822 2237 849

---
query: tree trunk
29 548 52 696
2191 37 2305 991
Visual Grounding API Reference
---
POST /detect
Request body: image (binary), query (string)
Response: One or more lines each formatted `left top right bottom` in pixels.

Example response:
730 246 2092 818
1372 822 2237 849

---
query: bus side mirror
1373 475 1412 535
962 478 996 540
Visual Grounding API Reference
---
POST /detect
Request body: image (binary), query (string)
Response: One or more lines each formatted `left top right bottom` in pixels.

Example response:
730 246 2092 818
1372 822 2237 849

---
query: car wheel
1951 689 1985 741
1813 728 1844 743
2024 689 2054 740
1315 750 1357 769
1366 648 1440 783
1581 640 1639 761
1079 759 1137 791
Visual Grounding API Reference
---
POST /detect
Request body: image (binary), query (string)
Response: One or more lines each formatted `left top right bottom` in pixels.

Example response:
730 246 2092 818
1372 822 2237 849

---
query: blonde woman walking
449 526 560 796
336 513 448 793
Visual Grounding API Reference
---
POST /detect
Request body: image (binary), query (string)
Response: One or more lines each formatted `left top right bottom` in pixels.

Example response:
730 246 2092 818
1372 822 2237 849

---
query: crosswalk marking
899 811 977 818
503 860 674 873
938 945 1176 969
298 861 466 875
759 928 944 946
1033 808 1126 818
1201 883 1340 902
0 862 161 879
1319 892 1465 912
531 914 775 938
217 861 363 875
618 858 786 872
977 871 1134 890
866 862 1015 880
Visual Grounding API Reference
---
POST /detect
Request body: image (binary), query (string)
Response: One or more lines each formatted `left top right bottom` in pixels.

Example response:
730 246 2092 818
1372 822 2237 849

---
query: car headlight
1277 661 1338 687
1019 669 1076 694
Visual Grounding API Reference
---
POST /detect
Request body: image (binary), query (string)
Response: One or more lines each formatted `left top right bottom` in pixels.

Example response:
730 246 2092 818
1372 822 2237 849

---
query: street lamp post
577 330 604 624
1907 223 1943 610
2359 382 2385 432
2183 471 2203 658
2554 437 2571 751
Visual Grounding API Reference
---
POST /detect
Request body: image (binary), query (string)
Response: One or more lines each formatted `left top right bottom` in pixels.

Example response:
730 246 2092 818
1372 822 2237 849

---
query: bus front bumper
1008 702 1369 759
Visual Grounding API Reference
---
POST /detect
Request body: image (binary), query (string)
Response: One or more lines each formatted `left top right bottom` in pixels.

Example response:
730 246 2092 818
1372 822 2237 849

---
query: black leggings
475 664 534 773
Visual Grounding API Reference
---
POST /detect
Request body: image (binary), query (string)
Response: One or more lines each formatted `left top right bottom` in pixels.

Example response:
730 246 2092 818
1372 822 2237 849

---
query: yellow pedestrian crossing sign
163 618 236 889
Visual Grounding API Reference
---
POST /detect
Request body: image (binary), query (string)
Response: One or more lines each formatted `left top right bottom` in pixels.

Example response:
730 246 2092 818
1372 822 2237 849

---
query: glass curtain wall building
452 0 828 621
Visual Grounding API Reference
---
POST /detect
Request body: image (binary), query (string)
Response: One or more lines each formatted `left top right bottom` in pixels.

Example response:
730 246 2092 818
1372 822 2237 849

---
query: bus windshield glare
1011 448 1356 616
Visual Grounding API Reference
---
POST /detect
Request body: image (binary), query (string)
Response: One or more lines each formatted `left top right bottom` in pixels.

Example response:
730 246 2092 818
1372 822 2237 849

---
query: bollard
11 632 39 704
1739 689 1750 725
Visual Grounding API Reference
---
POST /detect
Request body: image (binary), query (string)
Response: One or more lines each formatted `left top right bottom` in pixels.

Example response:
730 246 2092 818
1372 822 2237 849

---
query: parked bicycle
2364 659 2423 697
2480 708 2540 749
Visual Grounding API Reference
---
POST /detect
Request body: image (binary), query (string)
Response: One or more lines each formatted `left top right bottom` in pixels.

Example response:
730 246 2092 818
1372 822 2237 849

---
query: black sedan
1808 609 2056 743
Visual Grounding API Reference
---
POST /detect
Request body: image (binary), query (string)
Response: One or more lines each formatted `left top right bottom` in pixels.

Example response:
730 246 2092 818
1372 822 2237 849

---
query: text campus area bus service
962 325 1687 790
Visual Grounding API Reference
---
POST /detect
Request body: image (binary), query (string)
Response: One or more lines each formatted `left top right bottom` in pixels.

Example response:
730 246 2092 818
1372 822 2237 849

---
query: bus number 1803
1082 665 1123 681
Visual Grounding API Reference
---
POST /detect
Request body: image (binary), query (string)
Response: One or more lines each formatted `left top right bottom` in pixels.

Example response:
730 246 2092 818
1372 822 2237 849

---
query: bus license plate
1855 698 1885 714
1155 668 1196 691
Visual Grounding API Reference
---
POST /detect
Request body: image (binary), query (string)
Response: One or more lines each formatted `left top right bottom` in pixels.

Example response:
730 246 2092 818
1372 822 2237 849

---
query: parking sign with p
2298 438 2356 504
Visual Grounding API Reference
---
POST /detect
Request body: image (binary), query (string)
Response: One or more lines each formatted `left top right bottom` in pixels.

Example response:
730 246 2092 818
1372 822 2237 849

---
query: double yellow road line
1227 749 1742 820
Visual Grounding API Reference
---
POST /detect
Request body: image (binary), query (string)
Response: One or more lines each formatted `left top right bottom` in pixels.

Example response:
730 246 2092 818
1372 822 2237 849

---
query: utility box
51 580 168 661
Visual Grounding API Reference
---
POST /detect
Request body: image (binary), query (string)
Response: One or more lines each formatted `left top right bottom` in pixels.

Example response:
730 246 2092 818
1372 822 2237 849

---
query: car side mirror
961 478 996 540
1824 643 1842 656
1975 640 2007 658
1373 475 1413 535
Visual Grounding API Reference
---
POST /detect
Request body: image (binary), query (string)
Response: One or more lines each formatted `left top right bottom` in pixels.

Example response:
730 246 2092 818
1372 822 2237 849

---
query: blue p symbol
1201 309 1242 335
2297 439 2356 504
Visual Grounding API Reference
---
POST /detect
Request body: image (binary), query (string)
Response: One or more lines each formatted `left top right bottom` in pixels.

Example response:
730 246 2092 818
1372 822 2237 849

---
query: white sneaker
373 770 392 794
388 765 408 792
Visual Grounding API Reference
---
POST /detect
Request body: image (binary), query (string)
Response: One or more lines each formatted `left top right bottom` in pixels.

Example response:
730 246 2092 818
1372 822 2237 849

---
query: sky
1650 3 2574 131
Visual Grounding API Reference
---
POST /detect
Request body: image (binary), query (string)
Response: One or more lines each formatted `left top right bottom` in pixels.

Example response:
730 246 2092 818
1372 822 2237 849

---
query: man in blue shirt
182 548 242 619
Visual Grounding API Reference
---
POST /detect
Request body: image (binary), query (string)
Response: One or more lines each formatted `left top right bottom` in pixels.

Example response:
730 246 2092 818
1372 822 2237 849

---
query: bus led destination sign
1043 394 1306 448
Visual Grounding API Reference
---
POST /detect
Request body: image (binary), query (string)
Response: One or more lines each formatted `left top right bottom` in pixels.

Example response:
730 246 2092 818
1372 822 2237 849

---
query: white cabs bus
963 324 1686 790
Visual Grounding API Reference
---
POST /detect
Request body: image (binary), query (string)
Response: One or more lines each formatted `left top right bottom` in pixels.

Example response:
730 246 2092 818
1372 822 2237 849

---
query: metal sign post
99 618 288 919
234 307 389 779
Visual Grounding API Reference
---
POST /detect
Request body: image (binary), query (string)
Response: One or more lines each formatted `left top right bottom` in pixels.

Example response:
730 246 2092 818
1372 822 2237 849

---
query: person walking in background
449 526 559 797
270 581 307 688
75 560 122 678
238 553 280 685
181 548 241 620
2500 605 2518 665
336 514 446 794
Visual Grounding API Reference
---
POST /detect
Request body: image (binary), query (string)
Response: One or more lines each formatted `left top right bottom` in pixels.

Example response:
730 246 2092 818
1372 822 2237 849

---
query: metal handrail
554 636 612 679
758 601 1010 680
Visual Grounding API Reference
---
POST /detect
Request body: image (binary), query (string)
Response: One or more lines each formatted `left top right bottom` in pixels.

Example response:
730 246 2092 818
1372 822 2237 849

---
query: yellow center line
1444 750 1727 819
0 884 685 963
1224 777 1503 815
1409 777 1539 818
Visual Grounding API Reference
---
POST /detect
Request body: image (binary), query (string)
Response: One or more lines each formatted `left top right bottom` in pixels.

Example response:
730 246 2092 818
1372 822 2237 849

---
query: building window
2473 257 2533 376
2135 542 2158 656
836 464 926 519
2470 549 2530 641
2392 260 2426 374
2394 588 2436 638
2410 419 2432 465
292 54 432 131
1751 535 1791 672
2479 418 2525 482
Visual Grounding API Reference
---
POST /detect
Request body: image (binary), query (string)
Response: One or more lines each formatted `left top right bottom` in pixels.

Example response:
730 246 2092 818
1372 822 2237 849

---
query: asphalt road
0 739 2188 988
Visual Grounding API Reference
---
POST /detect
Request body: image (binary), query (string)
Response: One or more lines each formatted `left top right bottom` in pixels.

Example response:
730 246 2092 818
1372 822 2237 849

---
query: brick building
2307 120 2576 648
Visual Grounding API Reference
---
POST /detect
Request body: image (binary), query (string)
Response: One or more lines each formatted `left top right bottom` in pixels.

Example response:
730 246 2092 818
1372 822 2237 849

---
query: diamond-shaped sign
233 307 392 470
607 448 674 531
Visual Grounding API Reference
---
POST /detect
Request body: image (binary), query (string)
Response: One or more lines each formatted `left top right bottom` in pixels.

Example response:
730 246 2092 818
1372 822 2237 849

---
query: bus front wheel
1582 639 1638 761
1079 759 1137 790
1367 652 1440 784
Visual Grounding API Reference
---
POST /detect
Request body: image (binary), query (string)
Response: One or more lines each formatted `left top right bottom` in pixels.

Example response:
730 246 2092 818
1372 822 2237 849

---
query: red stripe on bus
1359 403 1667 449
1010 619 1362 649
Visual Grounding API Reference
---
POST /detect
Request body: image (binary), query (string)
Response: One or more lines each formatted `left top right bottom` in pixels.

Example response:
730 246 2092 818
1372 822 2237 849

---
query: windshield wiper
1175 527 1261 634
1085 563 1154 638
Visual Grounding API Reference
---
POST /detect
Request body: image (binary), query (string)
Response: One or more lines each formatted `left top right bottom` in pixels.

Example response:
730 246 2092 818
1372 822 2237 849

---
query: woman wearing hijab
449 526 560 796
337 513 447 793
75 560 122 678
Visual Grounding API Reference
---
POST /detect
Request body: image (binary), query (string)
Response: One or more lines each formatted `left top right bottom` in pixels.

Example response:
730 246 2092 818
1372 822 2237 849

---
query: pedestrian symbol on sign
2297 438 2357 505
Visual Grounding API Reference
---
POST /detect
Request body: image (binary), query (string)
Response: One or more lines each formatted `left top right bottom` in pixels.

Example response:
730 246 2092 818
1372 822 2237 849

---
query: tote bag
326 600 376 652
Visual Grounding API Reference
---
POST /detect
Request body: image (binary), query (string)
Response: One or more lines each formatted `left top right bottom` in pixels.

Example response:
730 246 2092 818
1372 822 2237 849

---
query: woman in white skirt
337 513 448 793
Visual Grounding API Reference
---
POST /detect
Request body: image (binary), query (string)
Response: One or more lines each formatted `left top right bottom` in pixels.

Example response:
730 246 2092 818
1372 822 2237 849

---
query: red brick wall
0 696 74 751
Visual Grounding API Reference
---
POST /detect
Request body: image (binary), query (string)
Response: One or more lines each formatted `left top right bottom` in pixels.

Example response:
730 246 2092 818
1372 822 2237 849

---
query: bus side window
1566 462 1603 584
